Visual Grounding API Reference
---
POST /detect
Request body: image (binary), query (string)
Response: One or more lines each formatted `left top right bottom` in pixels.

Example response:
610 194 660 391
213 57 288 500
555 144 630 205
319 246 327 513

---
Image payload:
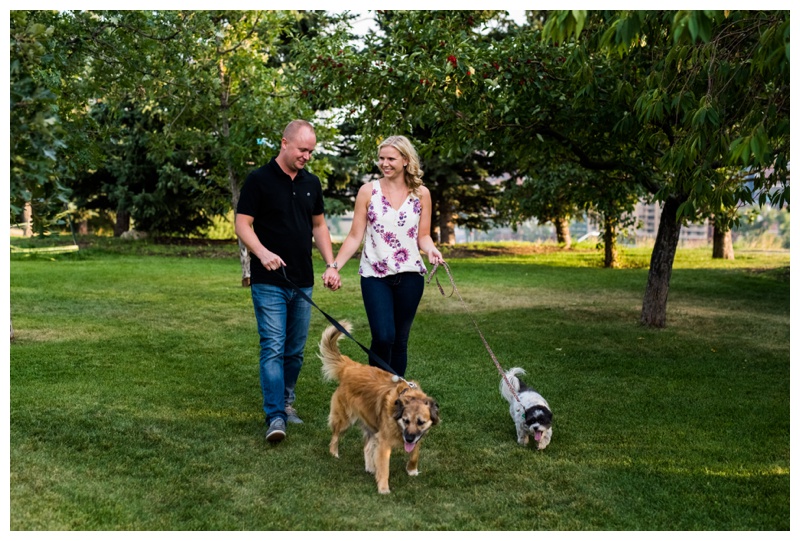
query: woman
323 135 444 377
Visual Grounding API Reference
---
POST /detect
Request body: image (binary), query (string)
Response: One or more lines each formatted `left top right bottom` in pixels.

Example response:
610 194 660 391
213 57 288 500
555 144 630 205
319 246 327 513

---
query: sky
349 9 529 36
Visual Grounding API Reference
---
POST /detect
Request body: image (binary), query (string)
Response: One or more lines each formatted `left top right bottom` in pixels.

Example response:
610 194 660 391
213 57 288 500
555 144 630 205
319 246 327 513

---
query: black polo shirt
237 158 325 287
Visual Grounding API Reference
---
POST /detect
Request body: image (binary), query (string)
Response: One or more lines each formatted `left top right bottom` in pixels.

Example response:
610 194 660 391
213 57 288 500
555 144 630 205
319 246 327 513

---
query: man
235 120 340 443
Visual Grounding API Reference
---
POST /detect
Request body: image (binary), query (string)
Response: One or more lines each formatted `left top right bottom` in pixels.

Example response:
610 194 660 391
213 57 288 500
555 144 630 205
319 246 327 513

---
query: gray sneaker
266 418 286 442
285 405 303 424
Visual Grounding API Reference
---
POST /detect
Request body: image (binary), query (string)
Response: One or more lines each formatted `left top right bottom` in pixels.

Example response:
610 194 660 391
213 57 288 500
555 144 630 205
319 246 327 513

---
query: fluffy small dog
500 367 553 450
318 322 440 494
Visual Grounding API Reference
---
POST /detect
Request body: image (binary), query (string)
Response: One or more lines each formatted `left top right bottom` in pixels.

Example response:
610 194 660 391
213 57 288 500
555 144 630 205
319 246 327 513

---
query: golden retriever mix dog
318 322 440 494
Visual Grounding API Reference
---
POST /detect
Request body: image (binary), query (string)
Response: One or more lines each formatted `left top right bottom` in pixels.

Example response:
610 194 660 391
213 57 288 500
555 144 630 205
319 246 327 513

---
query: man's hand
258 250 285 272
322 268 341 291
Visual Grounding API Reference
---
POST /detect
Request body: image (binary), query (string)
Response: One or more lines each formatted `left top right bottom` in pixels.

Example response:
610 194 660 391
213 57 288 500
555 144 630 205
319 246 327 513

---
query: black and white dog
500 367 553 450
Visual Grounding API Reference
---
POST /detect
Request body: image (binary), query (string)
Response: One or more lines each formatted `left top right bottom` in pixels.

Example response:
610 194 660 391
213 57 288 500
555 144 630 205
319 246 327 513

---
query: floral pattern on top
359 181 427 277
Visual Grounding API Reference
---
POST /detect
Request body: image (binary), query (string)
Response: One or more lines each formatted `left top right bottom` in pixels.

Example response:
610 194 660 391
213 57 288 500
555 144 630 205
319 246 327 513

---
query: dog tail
500 367 526 402
318 321 352 382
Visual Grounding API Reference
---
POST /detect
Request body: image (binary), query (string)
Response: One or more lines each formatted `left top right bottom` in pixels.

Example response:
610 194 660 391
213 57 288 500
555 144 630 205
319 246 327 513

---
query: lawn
8 238 790 530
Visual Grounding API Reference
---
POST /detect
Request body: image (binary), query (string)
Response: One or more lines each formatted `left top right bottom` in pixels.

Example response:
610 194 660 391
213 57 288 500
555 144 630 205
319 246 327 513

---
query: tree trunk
437 201 456 246
603 215 619 268
114 209 131 237
640 195 685 328
712 225 735 260
22 202 32 237
229 171 250 287
218 56 251 287
223 133 249 286
554 215 572 248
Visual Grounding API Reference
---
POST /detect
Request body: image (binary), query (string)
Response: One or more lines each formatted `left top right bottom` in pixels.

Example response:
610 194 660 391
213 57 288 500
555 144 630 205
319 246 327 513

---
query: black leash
274 267 406 381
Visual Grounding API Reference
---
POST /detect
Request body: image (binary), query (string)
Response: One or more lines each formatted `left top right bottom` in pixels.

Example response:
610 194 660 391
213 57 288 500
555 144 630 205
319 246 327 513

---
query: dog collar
392 375 416 389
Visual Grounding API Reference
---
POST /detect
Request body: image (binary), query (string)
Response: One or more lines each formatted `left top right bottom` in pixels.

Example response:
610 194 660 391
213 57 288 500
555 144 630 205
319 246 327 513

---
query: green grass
9 239 790 530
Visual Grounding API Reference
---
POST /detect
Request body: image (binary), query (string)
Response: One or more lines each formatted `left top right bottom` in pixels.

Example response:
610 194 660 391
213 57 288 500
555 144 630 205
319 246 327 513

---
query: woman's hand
322 267 341 290
427 247 444 266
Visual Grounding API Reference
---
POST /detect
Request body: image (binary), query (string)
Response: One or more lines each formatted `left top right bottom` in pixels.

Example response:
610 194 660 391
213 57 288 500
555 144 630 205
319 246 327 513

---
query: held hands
322 267 341 291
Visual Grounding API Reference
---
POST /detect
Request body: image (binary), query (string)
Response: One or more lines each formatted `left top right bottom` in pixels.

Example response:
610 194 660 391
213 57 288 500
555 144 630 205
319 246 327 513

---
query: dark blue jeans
360 272 425 378
250 283 312 423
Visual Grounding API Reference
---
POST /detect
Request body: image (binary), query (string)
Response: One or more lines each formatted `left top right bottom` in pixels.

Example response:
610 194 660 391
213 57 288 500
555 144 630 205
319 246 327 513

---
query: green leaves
541 10 586 43
729 128 770 168
672 11 726 44
690 97 719 129
536 8 789 239
10 11 69 227
11 10 323 236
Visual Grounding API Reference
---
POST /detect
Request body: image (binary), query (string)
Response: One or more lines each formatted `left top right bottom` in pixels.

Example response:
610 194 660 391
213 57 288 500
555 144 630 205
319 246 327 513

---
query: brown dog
318 322 440 494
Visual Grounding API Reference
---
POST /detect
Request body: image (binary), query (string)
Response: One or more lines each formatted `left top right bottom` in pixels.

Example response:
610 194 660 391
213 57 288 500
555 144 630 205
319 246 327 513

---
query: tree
422 149 502 244
10 11 70 235
701 168 746 260
292 10 511 244
69 102 228 236
300 10 788 325
587 172 643 268
497 164 585 249
313 118 368 217
46 10 324 283
543 10 790 326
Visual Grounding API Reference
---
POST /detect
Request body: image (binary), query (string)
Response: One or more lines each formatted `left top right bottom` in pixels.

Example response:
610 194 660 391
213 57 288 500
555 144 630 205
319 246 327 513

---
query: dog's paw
378 486 391 495
407 468 419 476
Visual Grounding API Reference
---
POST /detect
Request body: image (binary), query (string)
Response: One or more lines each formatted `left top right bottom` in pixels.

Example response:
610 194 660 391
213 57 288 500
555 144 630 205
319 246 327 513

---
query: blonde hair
377 135 424 194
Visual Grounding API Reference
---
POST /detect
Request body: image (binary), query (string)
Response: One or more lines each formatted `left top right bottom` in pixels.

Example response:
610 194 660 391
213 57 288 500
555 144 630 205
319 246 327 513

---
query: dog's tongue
534 431 543 442
404 441 416 453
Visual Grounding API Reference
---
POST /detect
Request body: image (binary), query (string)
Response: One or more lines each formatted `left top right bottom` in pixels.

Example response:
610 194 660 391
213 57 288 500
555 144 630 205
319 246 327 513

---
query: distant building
453 199 712 246
631 201 710 245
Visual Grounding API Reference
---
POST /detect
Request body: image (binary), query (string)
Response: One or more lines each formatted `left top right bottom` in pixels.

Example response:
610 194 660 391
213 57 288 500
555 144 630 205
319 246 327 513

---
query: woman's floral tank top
359 180 428 277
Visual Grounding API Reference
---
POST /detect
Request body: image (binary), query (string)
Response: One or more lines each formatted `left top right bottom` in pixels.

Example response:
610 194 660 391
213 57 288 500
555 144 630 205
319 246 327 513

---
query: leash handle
428 262 524 407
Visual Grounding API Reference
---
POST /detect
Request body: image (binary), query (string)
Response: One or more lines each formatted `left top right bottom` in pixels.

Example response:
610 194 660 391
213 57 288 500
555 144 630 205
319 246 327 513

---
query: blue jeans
250 283 312 423
360 273 424 378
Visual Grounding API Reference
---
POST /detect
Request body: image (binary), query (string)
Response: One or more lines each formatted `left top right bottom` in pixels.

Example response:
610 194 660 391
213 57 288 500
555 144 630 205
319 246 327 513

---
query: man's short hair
283 119 315 140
